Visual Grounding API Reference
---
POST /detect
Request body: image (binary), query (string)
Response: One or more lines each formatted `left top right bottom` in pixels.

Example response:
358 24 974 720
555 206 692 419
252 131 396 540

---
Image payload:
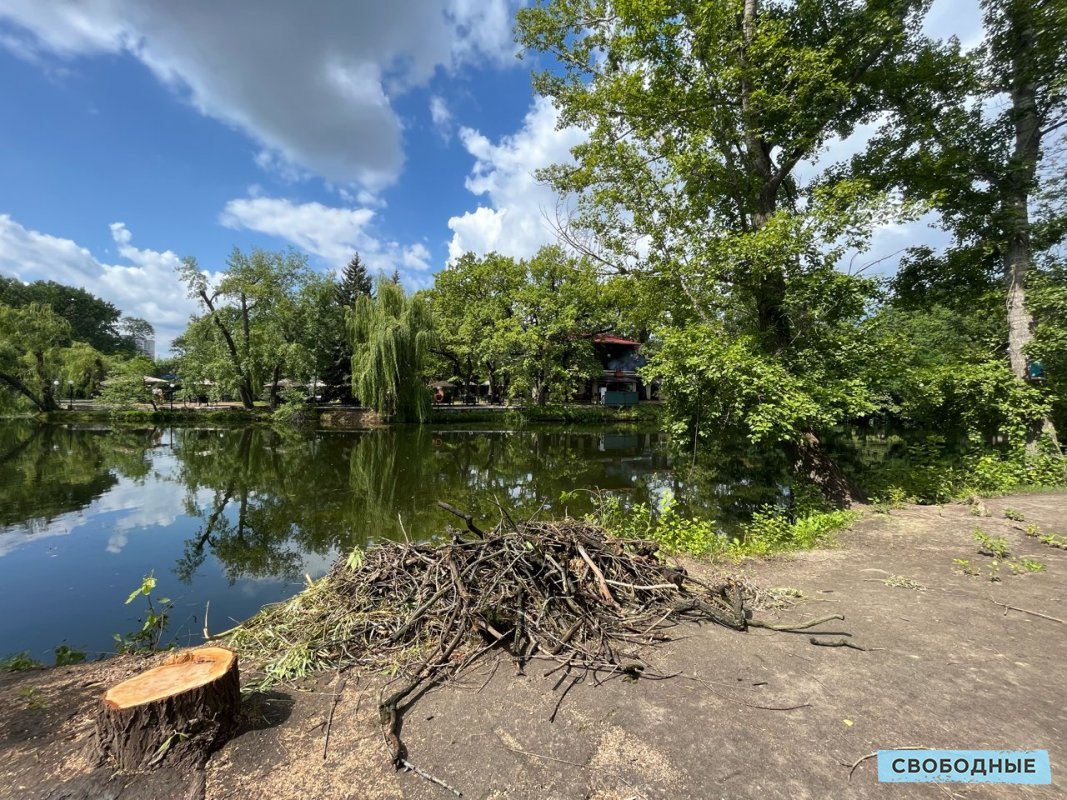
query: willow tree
517 0 933 504
0 303 72 411
349 280 434 422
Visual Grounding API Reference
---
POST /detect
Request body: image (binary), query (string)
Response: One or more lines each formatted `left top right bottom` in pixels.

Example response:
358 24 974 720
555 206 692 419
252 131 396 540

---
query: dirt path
2 492 1064 799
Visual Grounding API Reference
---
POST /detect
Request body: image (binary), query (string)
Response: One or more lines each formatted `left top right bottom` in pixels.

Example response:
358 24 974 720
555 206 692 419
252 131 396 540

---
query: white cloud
448 97 587 261
219 195 435 280
219 197 376 265
402 243 432 272
0 0 519 189
0 214 195 353
430 95 453 140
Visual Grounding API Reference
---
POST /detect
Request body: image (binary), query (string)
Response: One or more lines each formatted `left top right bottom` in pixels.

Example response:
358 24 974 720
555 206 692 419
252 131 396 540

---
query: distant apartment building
133 334 155 360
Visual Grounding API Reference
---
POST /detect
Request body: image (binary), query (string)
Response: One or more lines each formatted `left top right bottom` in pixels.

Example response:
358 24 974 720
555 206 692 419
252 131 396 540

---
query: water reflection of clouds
0 475 214 558
0 514 81 557
97 480 215 554
235 549 339 597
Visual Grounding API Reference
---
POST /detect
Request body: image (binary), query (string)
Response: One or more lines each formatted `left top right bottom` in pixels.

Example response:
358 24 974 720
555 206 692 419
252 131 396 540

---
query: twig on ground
847 746 927 781
677 673 812 711
500 742 588 769
400 759 463 797
991 600 1065 624
809 637 867 651
749 614 845 632
322 670 347 760
550 674 582 723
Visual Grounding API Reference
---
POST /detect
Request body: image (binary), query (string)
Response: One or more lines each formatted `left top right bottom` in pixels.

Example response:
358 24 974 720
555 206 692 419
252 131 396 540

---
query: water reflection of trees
0 423 160 533
170 427 680 584
2 422 819 586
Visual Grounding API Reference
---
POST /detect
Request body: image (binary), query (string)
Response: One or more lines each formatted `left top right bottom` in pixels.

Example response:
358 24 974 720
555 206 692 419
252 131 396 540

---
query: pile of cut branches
224 506 827 767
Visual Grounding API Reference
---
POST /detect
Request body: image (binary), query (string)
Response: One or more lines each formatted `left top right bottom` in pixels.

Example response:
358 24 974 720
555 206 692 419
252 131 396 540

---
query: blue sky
0 0 980 353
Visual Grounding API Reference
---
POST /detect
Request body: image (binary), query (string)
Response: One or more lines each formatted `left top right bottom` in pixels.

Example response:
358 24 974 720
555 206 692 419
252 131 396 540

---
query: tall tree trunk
0 371 46 412
1004 3 1059 452
199 289 256 410
36 352 59 412
787 432 867 507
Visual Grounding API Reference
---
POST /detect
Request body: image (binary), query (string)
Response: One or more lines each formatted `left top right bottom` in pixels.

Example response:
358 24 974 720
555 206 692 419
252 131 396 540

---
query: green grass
1 652 43 671
588 490 856 560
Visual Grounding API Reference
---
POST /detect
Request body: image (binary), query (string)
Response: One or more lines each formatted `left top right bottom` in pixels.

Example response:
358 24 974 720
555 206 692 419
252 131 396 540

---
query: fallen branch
809 636 867 651
749 614 845 632
991 600 1065 625
400 759 462 797
322 672 347 761
436 500 485 538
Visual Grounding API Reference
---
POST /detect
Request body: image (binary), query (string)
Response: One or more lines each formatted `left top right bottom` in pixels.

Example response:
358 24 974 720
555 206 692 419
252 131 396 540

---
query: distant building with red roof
586 333 655 406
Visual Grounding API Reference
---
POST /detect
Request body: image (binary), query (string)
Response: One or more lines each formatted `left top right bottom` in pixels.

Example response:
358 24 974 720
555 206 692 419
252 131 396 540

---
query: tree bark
787 432 865 508
95 648 240 771
1003 3 1059 452
0 370 46 411
35 352 60 412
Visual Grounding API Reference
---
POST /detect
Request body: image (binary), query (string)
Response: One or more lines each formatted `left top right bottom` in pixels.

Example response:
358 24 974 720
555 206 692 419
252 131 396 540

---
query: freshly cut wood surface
95 647 240 771
103 647 235 709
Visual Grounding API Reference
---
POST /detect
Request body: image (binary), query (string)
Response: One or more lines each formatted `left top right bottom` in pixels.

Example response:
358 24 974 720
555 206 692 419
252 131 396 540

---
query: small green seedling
18 687 47 709
1024 523 1041 537
54 645 86 666
1040 533 1067 550
1 652 43 671
953 558 980 577
1003 508 1025 522
973 528 1011 559
114 572 173 653
1008 558 1045 574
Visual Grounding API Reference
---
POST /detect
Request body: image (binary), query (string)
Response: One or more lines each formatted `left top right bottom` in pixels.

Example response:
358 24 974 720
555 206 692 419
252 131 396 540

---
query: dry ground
2 491 1064 799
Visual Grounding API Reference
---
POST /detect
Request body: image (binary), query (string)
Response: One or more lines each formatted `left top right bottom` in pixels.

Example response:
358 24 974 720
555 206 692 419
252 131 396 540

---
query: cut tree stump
95 647 240 771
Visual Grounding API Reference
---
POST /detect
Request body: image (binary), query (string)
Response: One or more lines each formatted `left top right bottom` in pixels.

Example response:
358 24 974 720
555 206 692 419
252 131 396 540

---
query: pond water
0 422 810 660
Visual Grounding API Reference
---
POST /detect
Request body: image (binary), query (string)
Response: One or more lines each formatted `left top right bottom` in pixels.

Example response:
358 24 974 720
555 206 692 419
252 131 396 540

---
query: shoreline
1 402 665 428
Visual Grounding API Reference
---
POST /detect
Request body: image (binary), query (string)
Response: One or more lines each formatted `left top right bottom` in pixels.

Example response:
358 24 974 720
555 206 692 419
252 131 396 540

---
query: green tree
510 246 606 405
324 254 373 403
98 356 161 410
429 251 526 397
861 0 1066 450
517 0 931 501
349 279 434 422
0 303 72 411
0 277 126 354
429 247 608 404
118 317 155 356
177 248 315 409
336 253 373 306
61 341 107 398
